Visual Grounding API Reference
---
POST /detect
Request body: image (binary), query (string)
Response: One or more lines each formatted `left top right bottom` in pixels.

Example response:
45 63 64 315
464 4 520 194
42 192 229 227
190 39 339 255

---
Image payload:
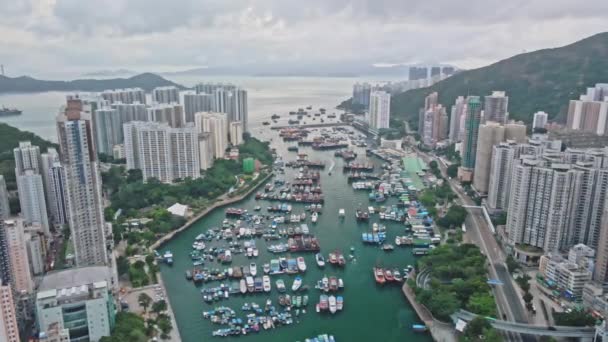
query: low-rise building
35 266 117 342
540 252 592 299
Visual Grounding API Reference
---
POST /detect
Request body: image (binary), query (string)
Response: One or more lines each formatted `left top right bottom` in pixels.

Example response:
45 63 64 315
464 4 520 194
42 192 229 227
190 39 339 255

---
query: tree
462 316 503 342
100 312 148 342
447 164 459 178
116 256 130 277
138 293 152 313
516 274 531 293
157 314 173 339
554 309 597 327
152 300 167 315
522 292 533 306
467 293 497 317
506 255 520 274
127 169 143 183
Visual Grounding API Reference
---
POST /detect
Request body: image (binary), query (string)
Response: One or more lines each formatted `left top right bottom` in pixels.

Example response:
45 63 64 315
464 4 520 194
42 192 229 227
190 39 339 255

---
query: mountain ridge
0 72 187 93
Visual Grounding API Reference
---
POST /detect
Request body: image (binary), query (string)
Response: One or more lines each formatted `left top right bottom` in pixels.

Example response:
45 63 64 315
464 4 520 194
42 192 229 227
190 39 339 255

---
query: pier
402 279 457 342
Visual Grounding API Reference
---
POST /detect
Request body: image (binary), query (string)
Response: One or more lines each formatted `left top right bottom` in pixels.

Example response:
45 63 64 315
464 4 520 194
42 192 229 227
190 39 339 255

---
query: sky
2 0 608 78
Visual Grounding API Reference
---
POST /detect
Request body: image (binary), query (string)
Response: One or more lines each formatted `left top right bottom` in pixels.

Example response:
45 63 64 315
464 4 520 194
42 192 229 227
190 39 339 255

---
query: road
414 148 532 341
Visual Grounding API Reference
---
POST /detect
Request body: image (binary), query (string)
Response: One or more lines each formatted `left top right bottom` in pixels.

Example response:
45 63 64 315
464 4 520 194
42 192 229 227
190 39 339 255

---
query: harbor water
159 128 433 342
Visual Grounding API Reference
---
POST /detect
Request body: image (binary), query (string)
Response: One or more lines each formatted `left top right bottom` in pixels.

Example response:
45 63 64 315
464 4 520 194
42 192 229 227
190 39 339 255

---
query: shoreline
149 171 274 252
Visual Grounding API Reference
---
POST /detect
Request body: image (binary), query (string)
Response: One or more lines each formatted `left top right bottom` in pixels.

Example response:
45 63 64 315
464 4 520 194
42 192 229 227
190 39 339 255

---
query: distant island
0 73 187 93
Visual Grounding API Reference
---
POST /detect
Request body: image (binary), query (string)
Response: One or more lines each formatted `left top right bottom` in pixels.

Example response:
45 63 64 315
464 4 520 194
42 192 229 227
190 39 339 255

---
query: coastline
402 280 457 342
150 171 274 252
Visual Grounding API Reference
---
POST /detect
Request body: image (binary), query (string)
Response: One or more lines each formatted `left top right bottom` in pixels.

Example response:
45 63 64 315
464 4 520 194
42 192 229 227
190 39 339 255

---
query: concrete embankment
150 172 273 252
402 280 458 342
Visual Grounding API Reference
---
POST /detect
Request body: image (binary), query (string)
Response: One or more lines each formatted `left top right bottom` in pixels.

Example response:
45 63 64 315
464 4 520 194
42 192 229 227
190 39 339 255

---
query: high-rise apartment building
449 96 466 143
41 148 59 215
184 92 214 123
0 175 9 220
147 103 185 128
5 219 33 294
14 141 42 175
229 121 243 146
152 86 180 104
566 84 608 135
369 91 391 130
0 279 19 342
198 133 214 171
421 104 448 147
25 227 45 276
111 102 148 122
123 121 200 183
101 88 146 104
533 111 549 130
483 91 509 123
47 163 68 226
36 267 116 342
195 112 228 159
460 96 482 170
57 98 109 266
506 159 580 252
16 170 50 235
226 88 248 132
92 107 121 155
595 205 608 284
352 83 372 109
194 83 249 132
473 122 505 193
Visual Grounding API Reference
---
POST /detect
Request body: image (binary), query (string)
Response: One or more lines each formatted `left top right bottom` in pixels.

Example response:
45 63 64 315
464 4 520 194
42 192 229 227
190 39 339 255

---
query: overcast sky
2 0 608 78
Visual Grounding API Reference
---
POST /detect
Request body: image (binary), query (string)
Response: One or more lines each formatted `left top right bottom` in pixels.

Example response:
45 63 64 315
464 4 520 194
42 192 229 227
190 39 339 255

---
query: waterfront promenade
149 172 273 252
402 280 457 342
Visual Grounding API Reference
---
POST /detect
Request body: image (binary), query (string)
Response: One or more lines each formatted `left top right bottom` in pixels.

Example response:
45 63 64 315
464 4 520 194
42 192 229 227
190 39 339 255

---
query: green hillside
0 123 57 190
390 32 608 129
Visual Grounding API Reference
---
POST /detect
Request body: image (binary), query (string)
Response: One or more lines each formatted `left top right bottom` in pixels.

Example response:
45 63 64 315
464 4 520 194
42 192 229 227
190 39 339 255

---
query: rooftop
38 266 113 292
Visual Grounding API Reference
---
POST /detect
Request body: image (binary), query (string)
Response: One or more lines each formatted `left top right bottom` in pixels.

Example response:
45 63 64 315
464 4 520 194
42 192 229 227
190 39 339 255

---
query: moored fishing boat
329 295 337 314
297 257 307 272
412 324 428 332
311 211 318 223
276 279 286 293
240 279 247 294
249 263 257 276
263 275 272 292
393 268 403 282
374 267 386 284
263 263 270 274
292 276 303 291
336 296 344 311
246 276 255 292
384 269 394 282
315 253 325 267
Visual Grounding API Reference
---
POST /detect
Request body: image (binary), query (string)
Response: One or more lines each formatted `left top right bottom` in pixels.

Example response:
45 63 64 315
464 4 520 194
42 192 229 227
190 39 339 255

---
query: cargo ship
0 107 22 116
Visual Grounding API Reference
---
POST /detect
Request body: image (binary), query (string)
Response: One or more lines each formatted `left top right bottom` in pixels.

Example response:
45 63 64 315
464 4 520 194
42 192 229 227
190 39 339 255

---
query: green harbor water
159 129 433 342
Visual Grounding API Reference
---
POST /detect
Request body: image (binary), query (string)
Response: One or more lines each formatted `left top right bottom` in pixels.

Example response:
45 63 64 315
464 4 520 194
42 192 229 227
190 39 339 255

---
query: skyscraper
506 159 580 252
152 86 180 104
13 141 42 175
16 170 49 235
111 102 148 122
194 84 248 132
40 148 59 215
0 279 19 342
472 122 505 193
123 121 201 183
566 84 608 135
449 96 466 143
195 112 228 159
101 88 146 104
226 88 248 132
184 92 214 123
368 91 391 130
0 175 9 220
461 96 482 170
421 104 448 147
5 219 33 294
352 83 372 109
198 133 214 171
147 103 185 128
92 107 121 155
533 111 549 130
57 98 108 266
47 162 68 226
484 91 509 124
229 121 243 146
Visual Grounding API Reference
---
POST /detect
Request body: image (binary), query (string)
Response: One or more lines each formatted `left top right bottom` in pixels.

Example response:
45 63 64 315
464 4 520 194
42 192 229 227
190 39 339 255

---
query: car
548 326 556 331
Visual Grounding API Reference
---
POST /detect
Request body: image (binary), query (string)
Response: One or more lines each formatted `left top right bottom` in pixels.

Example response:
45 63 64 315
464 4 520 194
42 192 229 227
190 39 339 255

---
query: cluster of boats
373 266 414 284
203 301 298 337
316 294 344 314
314 276 344 292
278 293 309 308
334 150 357 161
265 257 308 275
300 334 336 342
343 162 374 172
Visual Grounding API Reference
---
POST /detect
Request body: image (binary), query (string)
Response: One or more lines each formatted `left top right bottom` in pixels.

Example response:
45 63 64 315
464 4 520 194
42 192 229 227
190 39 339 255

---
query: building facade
483 91 509 123
0 175 10 220
229 121 243 146
369 91 391 130
147 103 185 128
151 86 180 104
449 96 466 143
14 141 42 175
57 98 109 267
0 280 19 342
195 112 228 159
124 121 201 183
460 96 482 170
566 84 608 135
16 170 50 235
184 92 214 123
533 111 549 130
472 122 505 194
101 88 146 104
5 219 33 295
